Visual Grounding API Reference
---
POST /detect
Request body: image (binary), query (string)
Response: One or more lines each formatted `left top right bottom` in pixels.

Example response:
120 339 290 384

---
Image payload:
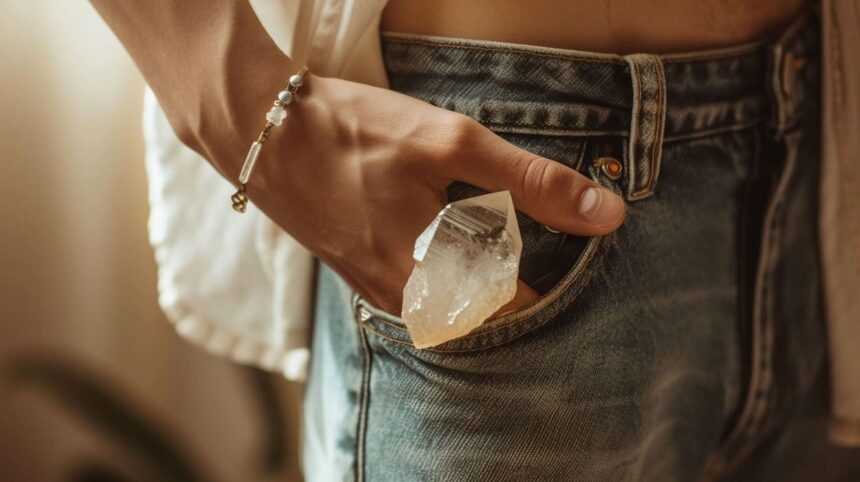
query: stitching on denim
431 235 609 351
415 93 766 140
362 233 603 336
367 310 549 352
386 50 774 141
470 115 621 132
706 129 800 471
361 233 604 337
732 133 797 453
369 315 413 336
662 120 763 144
425 245 609 353
384 33 765 71
727 186 783 461
651 60 667 192
361 325 412 345
353 296 373 482
642 57 666 197
481 111 758 141
490 120 764 144
628 56 666 200
425 97 625 133
380 31 766 66
380 33 626 65
633 61 655 198
626 58 642 198
359 224 605 328
362 232 612 353
481 119 766 144
485 125 628 138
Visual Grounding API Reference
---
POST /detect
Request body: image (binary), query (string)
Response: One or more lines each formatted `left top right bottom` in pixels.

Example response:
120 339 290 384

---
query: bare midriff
381 0 808 54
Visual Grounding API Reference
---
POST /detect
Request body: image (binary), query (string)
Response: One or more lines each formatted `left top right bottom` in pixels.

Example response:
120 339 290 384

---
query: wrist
194 46 302 176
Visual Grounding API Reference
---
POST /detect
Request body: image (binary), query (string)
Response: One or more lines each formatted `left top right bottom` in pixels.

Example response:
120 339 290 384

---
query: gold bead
231 186 248 213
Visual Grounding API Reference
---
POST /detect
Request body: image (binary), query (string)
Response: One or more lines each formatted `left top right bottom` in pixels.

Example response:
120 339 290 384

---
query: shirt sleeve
142 87 314 381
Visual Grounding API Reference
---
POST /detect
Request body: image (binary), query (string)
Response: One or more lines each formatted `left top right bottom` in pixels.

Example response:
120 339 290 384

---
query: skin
90 0 803 317
382 0 809 53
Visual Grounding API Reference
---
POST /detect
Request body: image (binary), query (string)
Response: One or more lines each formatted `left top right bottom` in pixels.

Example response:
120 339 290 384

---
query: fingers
439 118 626 236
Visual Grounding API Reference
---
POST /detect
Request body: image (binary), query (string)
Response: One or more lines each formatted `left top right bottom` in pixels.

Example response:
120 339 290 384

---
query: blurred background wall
0 2 302 481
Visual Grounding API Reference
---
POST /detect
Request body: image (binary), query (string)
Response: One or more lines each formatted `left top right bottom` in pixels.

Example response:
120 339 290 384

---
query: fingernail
578 186 625 227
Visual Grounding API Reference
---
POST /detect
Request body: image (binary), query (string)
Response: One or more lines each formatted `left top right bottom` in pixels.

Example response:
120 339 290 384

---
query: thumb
450 125 626 236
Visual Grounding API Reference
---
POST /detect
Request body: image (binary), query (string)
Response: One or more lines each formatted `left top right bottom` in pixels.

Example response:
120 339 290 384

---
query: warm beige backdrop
0 2 301 481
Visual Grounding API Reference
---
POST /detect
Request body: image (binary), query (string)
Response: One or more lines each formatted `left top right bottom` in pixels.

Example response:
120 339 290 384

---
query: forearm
90 0 301 175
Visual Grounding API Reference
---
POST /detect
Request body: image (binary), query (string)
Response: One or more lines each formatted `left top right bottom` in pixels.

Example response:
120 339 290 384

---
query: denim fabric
304 13 827 482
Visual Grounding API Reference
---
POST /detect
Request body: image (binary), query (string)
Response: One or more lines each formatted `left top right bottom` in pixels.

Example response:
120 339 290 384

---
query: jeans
304 12 833 481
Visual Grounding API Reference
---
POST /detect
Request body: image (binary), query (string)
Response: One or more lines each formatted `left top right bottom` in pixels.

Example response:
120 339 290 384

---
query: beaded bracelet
231 66 309 213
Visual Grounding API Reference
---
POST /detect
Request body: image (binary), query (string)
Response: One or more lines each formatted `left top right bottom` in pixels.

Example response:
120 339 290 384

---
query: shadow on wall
5 355 292 482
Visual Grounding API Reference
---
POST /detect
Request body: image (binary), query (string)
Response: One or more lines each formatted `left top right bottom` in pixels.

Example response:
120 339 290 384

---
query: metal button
594 157 623 180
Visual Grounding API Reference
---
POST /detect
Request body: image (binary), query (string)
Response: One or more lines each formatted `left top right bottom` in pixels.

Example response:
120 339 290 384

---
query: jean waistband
381 10 819 200
381 12 818 141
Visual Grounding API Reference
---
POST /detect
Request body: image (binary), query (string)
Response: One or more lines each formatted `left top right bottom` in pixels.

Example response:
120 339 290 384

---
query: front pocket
354 163 618 353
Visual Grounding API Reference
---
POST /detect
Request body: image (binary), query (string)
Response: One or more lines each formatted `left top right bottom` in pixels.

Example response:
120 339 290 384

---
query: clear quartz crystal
402 191 522 348
239 142 262 184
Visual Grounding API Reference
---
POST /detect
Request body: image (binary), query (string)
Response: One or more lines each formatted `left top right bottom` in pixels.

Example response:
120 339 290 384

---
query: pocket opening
355 168 618 353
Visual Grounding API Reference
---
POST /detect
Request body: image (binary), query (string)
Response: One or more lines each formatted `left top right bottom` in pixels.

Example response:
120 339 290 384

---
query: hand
245 76 626 314
91 0 626 316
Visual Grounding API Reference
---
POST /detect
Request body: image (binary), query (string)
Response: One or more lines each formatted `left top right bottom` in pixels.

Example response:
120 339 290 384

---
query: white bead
239 142 262 184
289 74 304 87
266 106 287 126
277 90 293 104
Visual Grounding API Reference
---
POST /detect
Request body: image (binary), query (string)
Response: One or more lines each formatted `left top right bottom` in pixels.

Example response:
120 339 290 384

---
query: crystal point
238 142 262 184
402 191 522 348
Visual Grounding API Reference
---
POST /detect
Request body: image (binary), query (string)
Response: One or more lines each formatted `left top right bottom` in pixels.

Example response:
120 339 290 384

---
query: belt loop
768 42 790 134
767 10 814 136
623 54 667 201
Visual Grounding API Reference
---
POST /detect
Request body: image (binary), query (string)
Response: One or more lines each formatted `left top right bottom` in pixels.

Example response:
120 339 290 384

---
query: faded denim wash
304 12 833 482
